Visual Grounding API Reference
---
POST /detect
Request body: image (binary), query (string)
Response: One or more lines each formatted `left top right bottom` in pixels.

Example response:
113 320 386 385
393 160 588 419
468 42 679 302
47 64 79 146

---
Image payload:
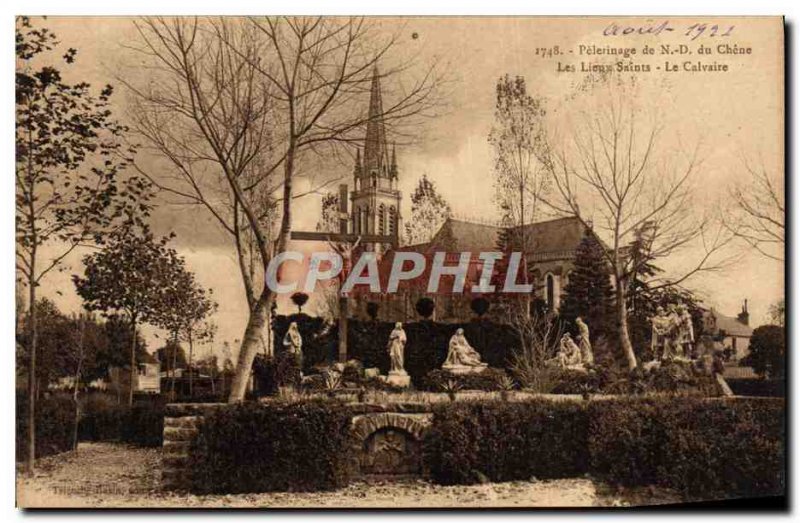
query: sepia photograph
13 12 786 510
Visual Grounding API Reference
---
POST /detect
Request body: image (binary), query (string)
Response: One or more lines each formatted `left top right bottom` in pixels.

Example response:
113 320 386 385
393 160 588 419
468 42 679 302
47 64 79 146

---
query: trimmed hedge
189 401 356 494
16 392 76 460
424 400 590 485
589 397 785 500
423 397 784 500
421 368 510 392
79 396 164 447
727 378 785 398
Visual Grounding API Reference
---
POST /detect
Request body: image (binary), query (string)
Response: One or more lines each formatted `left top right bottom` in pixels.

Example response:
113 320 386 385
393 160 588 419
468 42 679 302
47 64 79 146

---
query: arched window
379 204 386 235
546 274 555 310
388 206 397 236
353 207 360 234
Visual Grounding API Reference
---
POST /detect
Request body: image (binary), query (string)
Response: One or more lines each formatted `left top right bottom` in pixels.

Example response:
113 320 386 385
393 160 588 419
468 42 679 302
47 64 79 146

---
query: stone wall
161 403 226 491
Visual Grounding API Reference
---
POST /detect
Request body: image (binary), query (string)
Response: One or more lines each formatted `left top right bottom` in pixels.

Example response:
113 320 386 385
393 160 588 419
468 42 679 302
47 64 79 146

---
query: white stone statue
575 317 594 365
678 305 695 357
443 328 488 374
651 306 672 359
666 304 684 359
283 322 302 355
385 322 410 387
553 333 583 368
387 322 407 374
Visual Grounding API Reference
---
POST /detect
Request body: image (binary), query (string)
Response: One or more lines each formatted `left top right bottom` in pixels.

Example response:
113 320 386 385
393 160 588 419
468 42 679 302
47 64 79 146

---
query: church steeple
353 148 362 179
389 144 398 179
363 67 390 178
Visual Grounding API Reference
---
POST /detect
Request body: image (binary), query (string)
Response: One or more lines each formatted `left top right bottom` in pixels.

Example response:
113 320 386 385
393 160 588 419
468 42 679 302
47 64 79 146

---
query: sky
26 16 784 361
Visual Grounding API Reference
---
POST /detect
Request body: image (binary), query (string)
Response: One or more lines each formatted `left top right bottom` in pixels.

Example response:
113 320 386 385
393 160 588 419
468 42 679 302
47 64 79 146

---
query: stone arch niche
351 412 432 478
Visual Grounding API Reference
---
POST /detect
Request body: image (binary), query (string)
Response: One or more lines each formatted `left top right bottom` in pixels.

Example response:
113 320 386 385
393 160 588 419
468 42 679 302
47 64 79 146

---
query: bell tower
350 67 401 252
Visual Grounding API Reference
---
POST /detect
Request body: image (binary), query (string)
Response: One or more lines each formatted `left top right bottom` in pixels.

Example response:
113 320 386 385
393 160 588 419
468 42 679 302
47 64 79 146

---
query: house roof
714 313 753 337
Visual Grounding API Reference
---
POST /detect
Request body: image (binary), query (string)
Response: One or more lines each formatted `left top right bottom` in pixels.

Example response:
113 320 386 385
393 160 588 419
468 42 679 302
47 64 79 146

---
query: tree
156 340 188 376
470 297 490 319
15 17 151 473
415 297 435 320
366 301 380 321
126 17 442 402
73 227 188 405
291 292 310 314
768 299 785 327
558 228 615 348
316 192 341 233
742 325 785 379
539 81 734 369
727 156 784 261
404 174 451 245
488 75 550 300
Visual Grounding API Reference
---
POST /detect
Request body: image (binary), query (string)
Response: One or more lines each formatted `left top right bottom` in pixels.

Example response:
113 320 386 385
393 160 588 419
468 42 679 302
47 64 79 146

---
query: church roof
413 216 589 256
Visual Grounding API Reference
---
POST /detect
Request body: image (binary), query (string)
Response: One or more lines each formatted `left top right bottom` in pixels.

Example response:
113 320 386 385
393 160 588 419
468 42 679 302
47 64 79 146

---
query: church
343 68 595 322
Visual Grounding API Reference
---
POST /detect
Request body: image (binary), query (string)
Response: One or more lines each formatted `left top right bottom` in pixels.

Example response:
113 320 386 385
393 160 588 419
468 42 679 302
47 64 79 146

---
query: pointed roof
363 67 390 177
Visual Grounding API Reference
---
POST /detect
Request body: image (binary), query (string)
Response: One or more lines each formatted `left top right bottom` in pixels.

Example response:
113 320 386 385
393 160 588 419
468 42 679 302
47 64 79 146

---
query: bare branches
725 154 785 262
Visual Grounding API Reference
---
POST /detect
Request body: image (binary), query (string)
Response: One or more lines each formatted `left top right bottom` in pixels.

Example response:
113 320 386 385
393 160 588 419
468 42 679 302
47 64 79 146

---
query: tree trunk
25 268 37 475
188 330 193 398
615 278 637 370
128 314 137 406
228 290 273 402
72 315 85 452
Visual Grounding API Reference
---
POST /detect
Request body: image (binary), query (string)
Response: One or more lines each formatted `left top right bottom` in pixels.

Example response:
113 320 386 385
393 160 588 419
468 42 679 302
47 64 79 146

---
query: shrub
589 397 785 500
727 378 785 397
424 400 590 485
16 392 76 460
421 368 509 392
78 394 164 447
190 401 356 493
742 325 785 379
253 352 302 396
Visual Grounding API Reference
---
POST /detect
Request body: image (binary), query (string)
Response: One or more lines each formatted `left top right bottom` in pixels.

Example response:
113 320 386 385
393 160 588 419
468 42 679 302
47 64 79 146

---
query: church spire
353 148 362 179
363 66 389 178
389 143 398 179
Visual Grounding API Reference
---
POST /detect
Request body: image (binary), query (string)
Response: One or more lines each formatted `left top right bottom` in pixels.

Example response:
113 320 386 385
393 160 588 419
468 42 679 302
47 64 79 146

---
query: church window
546 273 555 310
388 206 397 236
379 204 386 235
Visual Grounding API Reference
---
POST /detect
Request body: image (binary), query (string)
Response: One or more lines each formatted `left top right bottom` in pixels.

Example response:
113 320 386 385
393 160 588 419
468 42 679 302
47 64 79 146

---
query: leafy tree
156 340 188 376
558 228 615 354
470 297 490 319
316 192 340 233
73 227 187 405
415 297 435 320
404 174 451 245
742 325 785 379
366 302 380 321
15 17 150 473
768 299 785 327
290 292 309 314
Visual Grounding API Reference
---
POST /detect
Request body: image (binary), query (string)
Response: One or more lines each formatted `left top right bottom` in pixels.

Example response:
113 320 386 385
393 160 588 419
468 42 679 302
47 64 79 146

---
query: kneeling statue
442 328 488 374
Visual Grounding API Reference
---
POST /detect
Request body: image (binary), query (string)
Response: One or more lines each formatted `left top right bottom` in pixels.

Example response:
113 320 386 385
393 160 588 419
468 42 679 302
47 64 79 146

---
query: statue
385 322 410 387
650 306 671 360
283 322 302 355
575 317 594 365
548 333 583 369
677 304 695 358
442 328 488 374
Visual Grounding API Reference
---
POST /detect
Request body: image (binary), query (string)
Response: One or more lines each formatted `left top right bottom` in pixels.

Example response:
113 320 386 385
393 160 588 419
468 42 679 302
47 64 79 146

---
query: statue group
650 303 695 361
548 317 594 370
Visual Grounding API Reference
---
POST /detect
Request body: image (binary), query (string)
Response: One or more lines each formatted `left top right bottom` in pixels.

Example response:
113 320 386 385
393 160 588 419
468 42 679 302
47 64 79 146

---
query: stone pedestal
441 363 488 375
386 371 411 387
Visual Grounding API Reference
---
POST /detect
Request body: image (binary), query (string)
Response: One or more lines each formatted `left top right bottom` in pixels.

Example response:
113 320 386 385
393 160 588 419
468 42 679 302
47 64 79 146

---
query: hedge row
726 378 785 397
425 397 785 500
16 392 76 460
272 314 521 385
79 396 164 447
189 401 356 494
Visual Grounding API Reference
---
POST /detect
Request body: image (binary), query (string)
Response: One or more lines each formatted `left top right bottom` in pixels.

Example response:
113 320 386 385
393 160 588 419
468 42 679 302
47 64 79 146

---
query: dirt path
16 442 678 508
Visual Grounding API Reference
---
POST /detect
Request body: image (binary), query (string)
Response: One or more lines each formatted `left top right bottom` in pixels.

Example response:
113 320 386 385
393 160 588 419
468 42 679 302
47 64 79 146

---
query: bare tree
125 17 442 401
727 155 784 261
539 87 734 369
507 307 562 392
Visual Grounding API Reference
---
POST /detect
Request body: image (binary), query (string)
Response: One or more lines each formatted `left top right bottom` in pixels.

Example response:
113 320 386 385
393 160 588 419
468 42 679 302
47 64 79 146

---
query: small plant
440 379 462 402
497 375 516 401
323 372 342 398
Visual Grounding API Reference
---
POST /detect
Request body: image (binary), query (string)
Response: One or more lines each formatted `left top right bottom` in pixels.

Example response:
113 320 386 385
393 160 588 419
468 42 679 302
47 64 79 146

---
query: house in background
108 352 161 395
701 300 754 361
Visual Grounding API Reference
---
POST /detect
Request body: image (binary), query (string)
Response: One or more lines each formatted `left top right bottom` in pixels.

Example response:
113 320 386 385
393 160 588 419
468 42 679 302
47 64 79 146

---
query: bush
190 401 356 493
16 392 76 460
424 400 589 485
252 352 302 396
727 378 785 397
589 397 785 500
78 394 164 447
742 325 785 379
421 368 509 392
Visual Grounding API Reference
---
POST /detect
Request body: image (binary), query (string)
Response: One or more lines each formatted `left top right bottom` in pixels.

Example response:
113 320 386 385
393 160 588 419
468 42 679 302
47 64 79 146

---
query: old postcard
15 15 785 509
